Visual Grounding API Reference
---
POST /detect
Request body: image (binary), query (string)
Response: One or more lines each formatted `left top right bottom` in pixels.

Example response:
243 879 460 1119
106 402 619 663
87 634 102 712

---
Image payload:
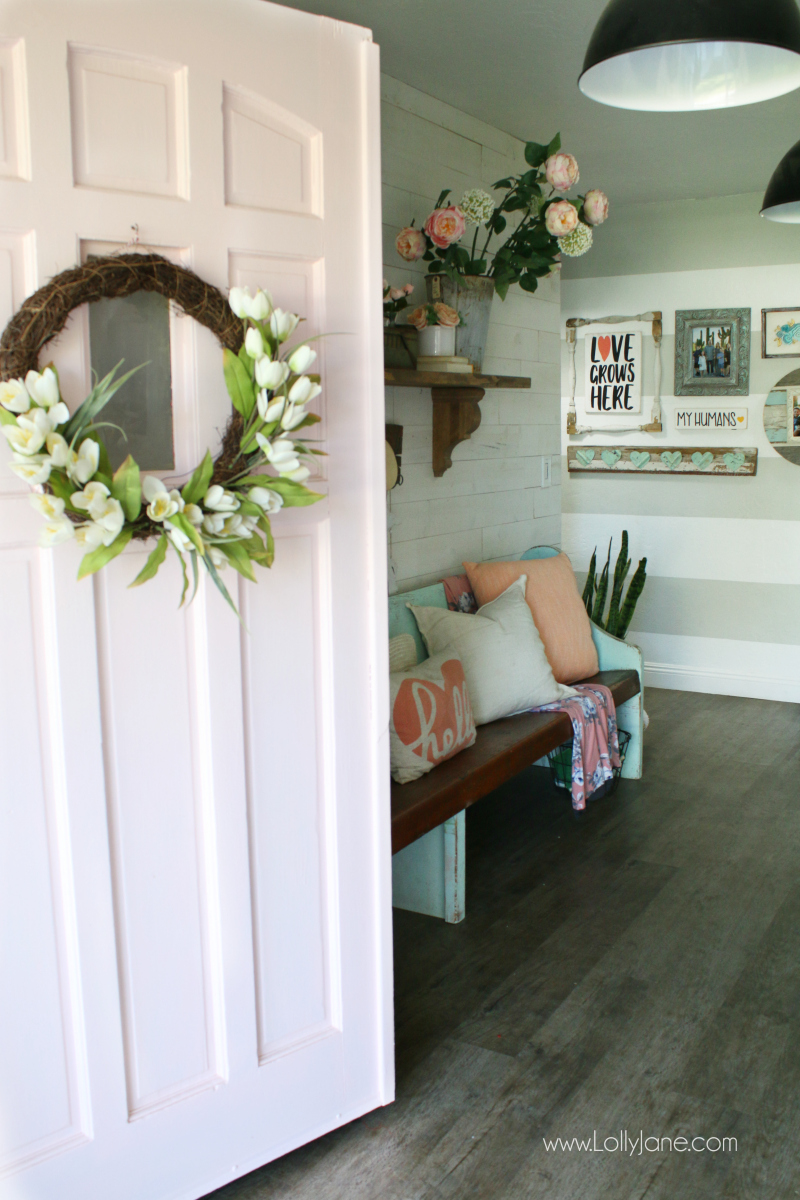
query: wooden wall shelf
383 369 531 476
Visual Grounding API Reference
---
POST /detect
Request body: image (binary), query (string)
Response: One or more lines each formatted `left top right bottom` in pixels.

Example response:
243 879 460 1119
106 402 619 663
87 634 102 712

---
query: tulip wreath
0 253 324 617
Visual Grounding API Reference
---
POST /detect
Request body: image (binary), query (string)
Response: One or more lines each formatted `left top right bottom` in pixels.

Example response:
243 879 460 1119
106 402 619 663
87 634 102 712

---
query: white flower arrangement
0 286 324 616
557 221 594 258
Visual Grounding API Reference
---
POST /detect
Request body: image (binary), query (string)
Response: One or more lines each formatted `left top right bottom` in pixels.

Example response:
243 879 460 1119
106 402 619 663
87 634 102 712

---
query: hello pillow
409 576 577 726
463 553 598 684
390 650 477 784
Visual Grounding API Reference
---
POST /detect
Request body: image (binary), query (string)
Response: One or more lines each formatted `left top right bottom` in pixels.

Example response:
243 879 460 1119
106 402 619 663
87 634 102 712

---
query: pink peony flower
423 206 467 249
545 200 579 237
544 152 579 193
407 306 429 331
583 188 609 226
396 227 426 262
402 283 414 295
433 302 460 327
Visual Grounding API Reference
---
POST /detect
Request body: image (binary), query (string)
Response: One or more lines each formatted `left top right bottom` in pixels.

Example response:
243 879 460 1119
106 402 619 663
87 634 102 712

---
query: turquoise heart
630 451 650 469
575 448 595 467
691 451 713 469
723 452 745 471
601 449 622 468
661 451 682 470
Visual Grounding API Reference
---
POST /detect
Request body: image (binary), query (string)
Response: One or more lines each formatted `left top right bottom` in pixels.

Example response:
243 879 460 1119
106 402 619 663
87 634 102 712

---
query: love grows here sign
584 328 642 415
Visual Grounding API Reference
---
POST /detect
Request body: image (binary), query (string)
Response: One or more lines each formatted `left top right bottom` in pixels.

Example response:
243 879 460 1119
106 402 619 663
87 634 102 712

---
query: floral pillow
390 650 477 784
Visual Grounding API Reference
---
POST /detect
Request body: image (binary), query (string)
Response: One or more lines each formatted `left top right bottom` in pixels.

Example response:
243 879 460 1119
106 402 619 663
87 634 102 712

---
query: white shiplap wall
381 76 561 592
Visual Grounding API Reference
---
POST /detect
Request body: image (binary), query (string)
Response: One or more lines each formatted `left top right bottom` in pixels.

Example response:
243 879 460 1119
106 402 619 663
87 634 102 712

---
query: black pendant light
580 0 800 111
762 139 800 221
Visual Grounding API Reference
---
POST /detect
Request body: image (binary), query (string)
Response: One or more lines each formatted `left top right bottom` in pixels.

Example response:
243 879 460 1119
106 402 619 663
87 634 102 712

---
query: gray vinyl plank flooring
208 687 800 1200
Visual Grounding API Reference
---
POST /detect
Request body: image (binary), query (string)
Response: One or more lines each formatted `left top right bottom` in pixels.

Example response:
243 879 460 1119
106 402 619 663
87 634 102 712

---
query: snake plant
582 531 646 639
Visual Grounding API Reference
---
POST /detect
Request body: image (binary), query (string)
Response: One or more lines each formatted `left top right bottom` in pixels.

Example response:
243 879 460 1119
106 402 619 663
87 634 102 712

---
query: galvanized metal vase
425 273 495 372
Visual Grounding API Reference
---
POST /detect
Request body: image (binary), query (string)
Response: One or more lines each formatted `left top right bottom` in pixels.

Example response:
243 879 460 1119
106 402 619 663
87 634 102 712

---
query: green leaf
223 348 256 419
111 454 142 521
258 514 275 566
238 344 255 376
518 273 540 294
65 361 147 444
128 532 168 587
492 177 513 189
219 538 257 582
189 550 200 605
202 552 243 624
524 141 548 168
176 548 190 607
434 187 451 208
494 277 511 301
0 407 17 427
77 528 132 581
49 471 78 504
181 449 214 505
167 511 204 554
546 132 561 156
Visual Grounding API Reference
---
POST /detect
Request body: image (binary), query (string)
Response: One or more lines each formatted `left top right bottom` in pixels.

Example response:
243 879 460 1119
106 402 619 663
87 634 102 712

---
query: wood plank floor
209 687 800 1200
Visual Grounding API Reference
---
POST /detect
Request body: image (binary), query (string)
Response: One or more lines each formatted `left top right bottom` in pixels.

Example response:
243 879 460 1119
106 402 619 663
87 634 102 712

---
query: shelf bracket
431 386 485 477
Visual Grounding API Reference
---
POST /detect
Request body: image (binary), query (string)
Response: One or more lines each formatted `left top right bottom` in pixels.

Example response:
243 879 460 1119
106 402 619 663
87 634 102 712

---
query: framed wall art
674 308 750 397
565 310 663 435
762 308 800 358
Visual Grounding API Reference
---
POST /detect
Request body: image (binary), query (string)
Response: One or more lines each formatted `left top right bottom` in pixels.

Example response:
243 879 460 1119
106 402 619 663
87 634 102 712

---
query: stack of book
415 355 474 374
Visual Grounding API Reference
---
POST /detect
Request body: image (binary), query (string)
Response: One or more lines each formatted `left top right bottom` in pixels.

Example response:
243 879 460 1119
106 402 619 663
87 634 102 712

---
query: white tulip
30 492 65 520
46 432 71 468
228 286 273 321
67 438 100 484
280 402 307 432
25 368 61 409
248 288 273 321
257 391 285 423
147 493 179 522
270 309 300 343
288 345 317 374
0 378 30 413
184 503 204 526
222 513 246 537
203 484 239 512
288 375 321 407
142 475 168 502
165 521 192 552
71 480 110 516
89 495 125 540
39 516 75 547
75 522 107 548
284 464 311 483
202 511 226 535
260 437 301 476
208 545 228 570
4 420 46 456
9 455 51 485
255 357 290 391
242 514 260 533
248 486 284 514
46 402 70 428
245 326 266 361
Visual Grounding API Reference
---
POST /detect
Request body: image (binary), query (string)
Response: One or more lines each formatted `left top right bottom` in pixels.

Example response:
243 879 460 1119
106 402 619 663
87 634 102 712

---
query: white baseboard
644 660 800 704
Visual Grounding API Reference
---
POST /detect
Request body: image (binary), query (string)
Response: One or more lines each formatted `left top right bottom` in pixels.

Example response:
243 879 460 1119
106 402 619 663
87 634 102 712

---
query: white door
0 4 392 1198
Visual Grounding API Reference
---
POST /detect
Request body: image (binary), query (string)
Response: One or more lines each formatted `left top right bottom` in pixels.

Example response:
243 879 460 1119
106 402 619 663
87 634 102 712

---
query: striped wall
562 259 800 702
381 76 561 592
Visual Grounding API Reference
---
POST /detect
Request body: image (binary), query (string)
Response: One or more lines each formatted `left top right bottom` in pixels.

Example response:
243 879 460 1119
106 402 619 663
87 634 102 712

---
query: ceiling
275 0 800 208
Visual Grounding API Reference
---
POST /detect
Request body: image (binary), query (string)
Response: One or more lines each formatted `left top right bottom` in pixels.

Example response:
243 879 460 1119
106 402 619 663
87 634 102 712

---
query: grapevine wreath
0 253 324 615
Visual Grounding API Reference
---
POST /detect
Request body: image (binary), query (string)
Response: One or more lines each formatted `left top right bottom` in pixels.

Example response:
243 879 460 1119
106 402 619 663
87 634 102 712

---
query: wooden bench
389 561 644 923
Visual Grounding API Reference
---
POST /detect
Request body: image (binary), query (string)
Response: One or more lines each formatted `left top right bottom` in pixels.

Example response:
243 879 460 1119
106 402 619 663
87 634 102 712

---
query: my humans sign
584 329 642 415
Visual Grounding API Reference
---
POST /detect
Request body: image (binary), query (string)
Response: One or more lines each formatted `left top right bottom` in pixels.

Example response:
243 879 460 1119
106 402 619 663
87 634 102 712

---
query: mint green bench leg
392 810 465 923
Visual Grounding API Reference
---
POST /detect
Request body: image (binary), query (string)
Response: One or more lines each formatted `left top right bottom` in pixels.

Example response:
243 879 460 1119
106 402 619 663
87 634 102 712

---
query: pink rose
395 227 426 262
423 206 466 249
583 188 609 226
407 305 428 331
402 283 414 295
545 200 578 237
544 152 579 193
433 302 460 327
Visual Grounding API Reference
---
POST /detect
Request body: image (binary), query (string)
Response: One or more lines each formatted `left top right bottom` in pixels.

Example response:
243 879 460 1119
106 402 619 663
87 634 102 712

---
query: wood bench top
391 669 640 853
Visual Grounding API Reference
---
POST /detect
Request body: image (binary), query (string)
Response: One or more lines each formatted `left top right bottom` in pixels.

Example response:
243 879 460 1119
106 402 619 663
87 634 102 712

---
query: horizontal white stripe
631 631 800 703
562 512 800 587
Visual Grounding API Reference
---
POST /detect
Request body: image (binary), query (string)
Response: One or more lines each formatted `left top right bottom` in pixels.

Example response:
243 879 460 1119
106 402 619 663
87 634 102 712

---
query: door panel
0 2 391 1196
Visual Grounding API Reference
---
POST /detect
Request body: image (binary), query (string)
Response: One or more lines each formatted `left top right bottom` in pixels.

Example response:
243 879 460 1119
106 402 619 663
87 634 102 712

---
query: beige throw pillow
409 575 576 726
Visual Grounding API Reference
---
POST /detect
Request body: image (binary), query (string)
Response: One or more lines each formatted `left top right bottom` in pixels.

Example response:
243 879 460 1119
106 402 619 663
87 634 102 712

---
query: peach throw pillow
463 554 598 684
